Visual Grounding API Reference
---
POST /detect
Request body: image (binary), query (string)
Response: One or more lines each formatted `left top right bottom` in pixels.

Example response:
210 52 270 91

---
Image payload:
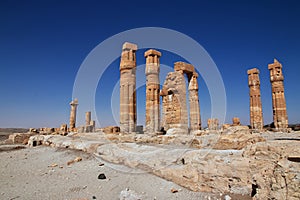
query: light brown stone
268 59 288 130
248 68 264 129
119 42 137 133
161 62 201 133
145 49 161 134
232 117 241 126
207 118 219 130
69 98 78 131
85 111 91 126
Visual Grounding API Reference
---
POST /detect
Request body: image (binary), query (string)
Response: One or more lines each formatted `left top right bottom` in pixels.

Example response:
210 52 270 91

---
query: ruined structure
160 62 201 133
85 111 91 126
268 59 288 130
145 49 161 134
207 118 219 130
232 117 241 126
248 68 264 130
119 42 138 133
69 98 78 131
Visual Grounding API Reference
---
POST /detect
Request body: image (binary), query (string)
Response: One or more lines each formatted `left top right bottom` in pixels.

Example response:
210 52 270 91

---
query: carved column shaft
145 49 161 133
247 68 264 129
119 42 137 133
268 59 288 129
188 73 201 131
69 98 78 131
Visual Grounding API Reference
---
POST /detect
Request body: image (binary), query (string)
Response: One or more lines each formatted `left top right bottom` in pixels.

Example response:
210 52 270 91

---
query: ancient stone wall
160 71 188 132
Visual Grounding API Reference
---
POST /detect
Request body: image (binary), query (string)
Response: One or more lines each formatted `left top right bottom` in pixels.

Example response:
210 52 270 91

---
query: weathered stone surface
161 62 201 133
243 140 300 200
60 124 68 135
213 126 265 150
120 42 137 133
268 59 288 130
8 132 36 144
119 188 144 200
232 117 241 126
145 49 161 134
160 71 188 132
207 118 219 130
69 98 78 131
102 126 120 134
248 68 264 129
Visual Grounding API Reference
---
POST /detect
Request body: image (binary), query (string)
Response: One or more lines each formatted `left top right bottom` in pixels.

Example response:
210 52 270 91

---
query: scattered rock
48 163 58 168
98 173 106 180
170 188 178 193
67 157 82 165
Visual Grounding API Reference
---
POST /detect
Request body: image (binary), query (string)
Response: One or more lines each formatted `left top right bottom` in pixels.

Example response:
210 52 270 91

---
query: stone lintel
144 49 161 57
247 68 259 75
174 62 195 74
122 42 138 51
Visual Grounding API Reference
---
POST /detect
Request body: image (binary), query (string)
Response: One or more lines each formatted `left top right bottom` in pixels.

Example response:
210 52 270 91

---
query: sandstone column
268 59 288 130
145 49 161 134
188 72 201 131
69 98 78 131
120 42 138 133
85 111 91 126
247 68 264 129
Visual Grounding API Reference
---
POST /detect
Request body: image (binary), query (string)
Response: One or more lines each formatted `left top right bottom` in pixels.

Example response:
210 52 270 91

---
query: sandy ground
0 146 217 200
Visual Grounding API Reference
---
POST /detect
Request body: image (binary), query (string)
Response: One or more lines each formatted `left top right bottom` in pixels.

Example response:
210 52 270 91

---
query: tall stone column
69 98 78 131
268 59 288 130
85 111 91 126
119 42 138 133
145 49 161 134
188 72 201 131
247 68 264 129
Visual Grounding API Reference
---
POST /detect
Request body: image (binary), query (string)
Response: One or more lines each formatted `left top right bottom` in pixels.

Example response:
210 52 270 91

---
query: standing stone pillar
120 42 138 133
188 72 201 131
85 111 91 126
268 59 288 130
247 68 264 129
69 98 78 131
145 49 161 134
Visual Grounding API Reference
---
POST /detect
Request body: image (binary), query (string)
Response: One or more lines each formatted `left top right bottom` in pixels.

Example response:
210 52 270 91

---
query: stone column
188 72 201 131
247 68 264 129
145 49 161 134
119 42 138 133
69 98 78 131
85 111 91 126
268 59 288 130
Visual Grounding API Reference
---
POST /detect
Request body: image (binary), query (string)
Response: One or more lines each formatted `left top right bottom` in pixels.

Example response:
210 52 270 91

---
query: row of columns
247 59 288 130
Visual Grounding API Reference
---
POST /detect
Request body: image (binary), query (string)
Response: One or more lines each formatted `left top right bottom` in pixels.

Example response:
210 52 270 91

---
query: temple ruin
145 49 161 134
119 42 138 133
160 62 201 133
268 59 288 130
248 68 264 129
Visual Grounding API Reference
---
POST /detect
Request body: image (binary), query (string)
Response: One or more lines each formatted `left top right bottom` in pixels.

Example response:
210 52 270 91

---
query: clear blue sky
0 0 299 128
